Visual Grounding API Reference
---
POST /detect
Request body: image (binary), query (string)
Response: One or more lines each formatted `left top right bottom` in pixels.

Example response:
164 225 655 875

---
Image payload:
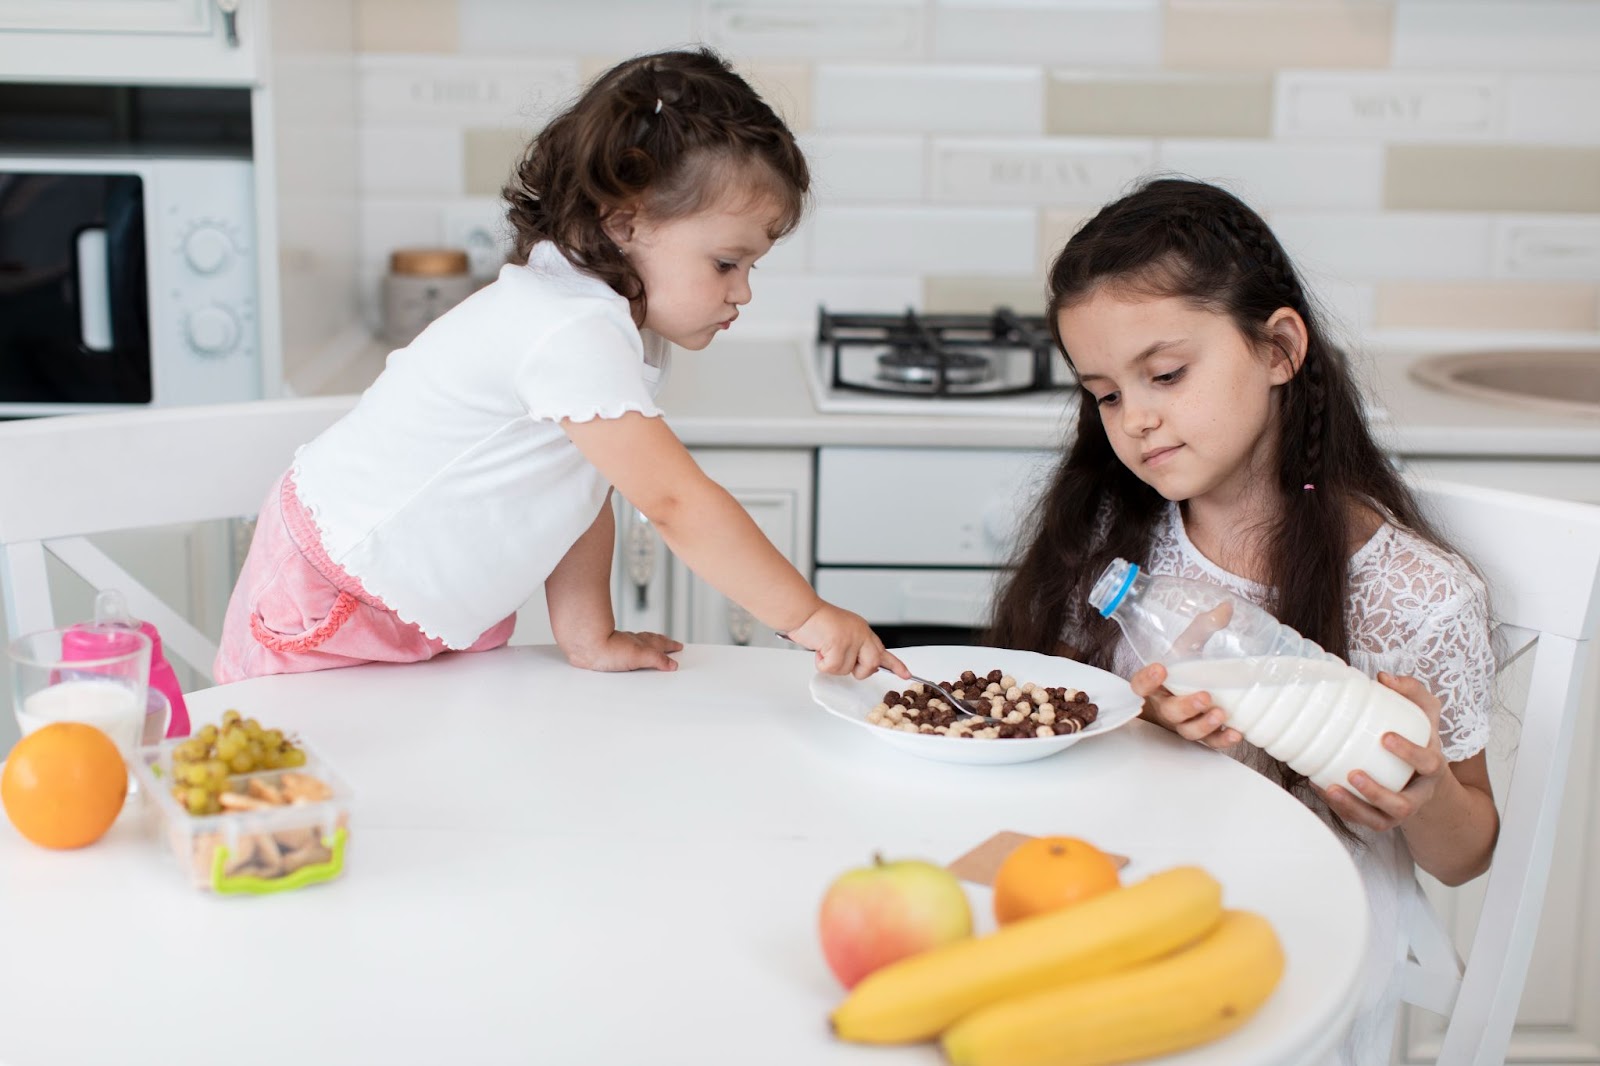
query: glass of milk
8 626 153 768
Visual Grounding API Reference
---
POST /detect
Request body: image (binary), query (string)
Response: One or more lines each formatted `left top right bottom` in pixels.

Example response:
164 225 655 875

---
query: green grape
242 718 261 735
228 751 254 774
174 738 208 763
221 709 242 728
205 759 230 785
183 787 211 814
216 732 245 761
281 748 307 768
196 724 219 745
180 763 210 786
262 729 283 748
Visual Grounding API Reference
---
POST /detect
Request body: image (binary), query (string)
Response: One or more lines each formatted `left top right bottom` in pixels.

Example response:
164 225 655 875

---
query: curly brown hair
502 48 809 321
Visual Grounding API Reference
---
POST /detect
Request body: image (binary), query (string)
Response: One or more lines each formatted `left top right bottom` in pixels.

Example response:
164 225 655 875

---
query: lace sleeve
1381 550 1494 762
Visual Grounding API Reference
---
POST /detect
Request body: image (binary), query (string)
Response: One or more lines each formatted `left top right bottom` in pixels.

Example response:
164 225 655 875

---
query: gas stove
806 307 1077 417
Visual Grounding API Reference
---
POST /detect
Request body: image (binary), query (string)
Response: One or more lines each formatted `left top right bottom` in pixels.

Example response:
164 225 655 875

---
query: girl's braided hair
502 48 808 321
988 178 1454 827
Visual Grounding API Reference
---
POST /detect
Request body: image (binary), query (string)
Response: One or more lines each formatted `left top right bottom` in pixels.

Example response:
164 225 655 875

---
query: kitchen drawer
815 568 1003 628
816 447 1055 566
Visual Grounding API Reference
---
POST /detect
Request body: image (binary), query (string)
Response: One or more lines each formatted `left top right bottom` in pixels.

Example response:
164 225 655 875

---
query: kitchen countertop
311 330 1600 459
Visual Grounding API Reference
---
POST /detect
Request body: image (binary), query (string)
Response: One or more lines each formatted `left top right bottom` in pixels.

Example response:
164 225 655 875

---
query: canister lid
389 248 470 276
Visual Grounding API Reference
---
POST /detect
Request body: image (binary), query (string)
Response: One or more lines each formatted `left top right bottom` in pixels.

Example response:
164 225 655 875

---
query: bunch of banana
829 866 1285 1066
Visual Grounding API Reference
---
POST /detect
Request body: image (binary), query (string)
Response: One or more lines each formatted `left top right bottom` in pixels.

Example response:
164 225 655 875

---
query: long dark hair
989 178 1453 811
502 48 809 321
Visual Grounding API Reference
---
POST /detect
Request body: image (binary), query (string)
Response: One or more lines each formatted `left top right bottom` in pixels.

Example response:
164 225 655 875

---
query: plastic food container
134 739 352 896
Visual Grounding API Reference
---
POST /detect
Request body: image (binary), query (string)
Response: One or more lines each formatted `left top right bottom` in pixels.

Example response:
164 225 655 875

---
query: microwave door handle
75 227 112 352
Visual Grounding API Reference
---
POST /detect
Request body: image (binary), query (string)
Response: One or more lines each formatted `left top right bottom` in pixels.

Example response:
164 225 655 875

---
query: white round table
0 645 1366 1066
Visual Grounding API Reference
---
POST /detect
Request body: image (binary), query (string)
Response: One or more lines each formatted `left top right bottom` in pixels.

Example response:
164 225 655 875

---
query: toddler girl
990 178 1499 1063
217 49 904 685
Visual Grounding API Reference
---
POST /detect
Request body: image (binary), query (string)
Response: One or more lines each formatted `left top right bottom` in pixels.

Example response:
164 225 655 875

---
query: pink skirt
214 473 516 684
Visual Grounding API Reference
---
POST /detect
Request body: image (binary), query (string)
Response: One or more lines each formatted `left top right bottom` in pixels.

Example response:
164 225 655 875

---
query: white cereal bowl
810 646 1141 766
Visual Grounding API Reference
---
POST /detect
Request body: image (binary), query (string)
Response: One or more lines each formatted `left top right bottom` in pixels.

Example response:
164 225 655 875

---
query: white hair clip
654 98 663 114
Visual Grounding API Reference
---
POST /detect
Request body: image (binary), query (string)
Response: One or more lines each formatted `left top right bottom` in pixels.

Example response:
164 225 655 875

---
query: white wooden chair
0 397 356 683
1400 478 1600 1065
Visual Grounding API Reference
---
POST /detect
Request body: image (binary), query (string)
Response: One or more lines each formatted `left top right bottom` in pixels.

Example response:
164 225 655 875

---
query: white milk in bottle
1162 656 1433 794
17 679 143 760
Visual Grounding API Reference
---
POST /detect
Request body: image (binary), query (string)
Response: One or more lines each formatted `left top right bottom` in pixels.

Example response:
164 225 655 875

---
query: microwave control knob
183 226 233 274
187 306 241 355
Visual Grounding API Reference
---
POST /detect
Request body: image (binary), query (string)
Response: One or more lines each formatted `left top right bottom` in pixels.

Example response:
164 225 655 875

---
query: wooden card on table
947 831 1130 886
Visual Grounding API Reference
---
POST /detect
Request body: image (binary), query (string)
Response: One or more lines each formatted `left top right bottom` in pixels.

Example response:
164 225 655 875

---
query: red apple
818 853 973 988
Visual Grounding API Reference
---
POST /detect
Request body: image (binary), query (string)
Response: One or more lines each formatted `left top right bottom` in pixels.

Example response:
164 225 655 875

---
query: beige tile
1386 147 1600 213
1047 73 1272 138
1164 1 1392 70
924 276 1048 315
464 127 531 197
1039 208 1093 279
355 0 458 53
1374 282 1600 331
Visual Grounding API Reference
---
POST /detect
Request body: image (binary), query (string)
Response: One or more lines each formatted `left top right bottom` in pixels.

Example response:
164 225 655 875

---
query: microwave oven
0 154 259 416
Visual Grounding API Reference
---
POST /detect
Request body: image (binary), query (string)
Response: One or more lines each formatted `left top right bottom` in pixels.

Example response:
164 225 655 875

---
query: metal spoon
886 669 1003 724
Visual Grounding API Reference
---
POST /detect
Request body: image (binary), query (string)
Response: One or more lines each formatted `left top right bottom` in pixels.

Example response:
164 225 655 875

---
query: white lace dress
1105 504 1493 1065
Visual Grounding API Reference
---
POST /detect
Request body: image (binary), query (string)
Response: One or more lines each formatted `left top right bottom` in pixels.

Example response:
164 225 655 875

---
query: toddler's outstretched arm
562 412 907 679
545 492 684 672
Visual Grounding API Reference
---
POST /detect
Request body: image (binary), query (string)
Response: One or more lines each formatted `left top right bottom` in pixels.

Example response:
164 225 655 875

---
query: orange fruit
991 836 1122 925
2 722 128 850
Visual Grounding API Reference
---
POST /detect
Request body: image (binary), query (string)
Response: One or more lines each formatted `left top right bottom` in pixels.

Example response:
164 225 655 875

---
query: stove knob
183 226 233 275
187 306 241 355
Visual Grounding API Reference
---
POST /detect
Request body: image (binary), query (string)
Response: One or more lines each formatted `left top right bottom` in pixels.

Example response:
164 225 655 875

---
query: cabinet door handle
217 0 241 47
624 511 657 611
726 603 755 646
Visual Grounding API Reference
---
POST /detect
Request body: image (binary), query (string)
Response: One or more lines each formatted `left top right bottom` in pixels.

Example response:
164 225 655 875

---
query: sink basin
1409 349 1600 418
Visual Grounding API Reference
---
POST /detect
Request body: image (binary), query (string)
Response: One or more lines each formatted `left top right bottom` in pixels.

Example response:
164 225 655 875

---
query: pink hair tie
1303 483 1316 492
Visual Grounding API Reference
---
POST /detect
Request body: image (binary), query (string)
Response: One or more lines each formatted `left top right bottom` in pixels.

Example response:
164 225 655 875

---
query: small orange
991 836 1122 925
2 722 128 850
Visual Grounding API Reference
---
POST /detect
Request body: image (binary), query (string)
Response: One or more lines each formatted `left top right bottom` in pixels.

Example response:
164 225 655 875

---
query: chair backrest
0 397 356 682
1401 478 1600 1065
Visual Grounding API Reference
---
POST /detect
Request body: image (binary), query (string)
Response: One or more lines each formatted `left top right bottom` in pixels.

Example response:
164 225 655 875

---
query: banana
829 866 1223 1045
941 909 1285 1066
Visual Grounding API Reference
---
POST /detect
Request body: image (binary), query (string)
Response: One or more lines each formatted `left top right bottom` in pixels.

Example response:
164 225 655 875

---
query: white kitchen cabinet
1394 458 1600 1065
0 0 258 84
614 449 814 650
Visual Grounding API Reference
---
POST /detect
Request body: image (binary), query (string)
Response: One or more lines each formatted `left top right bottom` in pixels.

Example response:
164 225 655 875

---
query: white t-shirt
292 242 670 649
1100 503 1493 1066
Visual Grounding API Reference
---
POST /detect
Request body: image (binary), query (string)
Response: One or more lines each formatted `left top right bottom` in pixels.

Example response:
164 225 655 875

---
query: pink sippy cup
62 590 191 740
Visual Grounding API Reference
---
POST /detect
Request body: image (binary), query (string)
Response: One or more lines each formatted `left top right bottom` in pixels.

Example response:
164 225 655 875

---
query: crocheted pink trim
250 590 360 653
280 473 389 610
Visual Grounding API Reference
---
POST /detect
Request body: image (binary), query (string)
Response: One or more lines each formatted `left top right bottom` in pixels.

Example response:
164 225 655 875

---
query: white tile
1394 1 1600 71
812 206 1037 275
1269 212 1494 282
932 1 1161 66
1302 276 1377 339
931 137 1154 205
1493 216 1600 281
799 134 925 202
814 65 1044 134
1274 72 1502 141
460 0 700 55
1157 140 1384 211
1506 76 1600 145
359 127 463 195
359 55 578 127
704 0 925 59
733 274 923 337
754 217 813 274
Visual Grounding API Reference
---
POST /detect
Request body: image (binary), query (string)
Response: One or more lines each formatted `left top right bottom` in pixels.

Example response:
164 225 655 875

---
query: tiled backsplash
348 0 1600 340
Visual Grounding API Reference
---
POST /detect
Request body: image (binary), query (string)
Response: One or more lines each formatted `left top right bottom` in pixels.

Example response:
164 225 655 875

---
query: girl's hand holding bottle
1129 662 1243 750
1318 672 1450 832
